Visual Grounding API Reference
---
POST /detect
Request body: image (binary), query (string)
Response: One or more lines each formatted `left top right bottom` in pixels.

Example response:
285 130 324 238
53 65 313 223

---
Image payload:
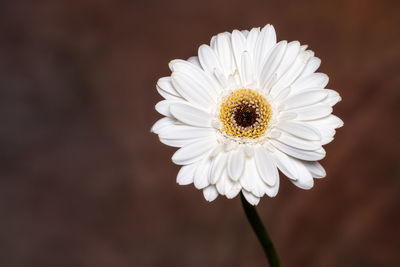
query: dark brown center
233 104 258 128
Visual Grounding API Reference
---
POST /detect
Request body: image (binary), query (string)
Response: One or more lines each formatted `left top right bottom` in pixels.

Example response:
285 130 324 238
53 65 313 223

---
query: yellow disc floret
219 89 272 140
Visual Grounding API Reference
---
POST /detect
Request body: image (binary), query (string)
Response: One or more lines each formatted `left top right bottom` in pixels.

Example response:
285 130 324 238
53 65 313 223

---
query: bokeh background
1 0 399 266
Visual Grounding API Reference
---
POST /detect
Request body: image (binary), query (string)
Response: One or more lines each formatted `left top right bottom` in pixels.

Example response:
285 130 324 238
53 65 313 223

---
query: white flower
151 24 343 205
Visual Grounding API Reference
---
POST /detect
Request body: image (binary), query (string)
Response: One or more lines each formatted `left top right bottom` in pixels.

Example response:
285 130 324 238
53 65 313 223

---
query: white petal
320 131 335 145
270 139 326 161
240 159 267 197
272 149 314 189
299 57 321 78
254 147 278 186
246 27 260 53
203 185 219 201
157 77 181 98
303 161 326 178
271 86 290 105
227 148 245 181
155 100 173 117
159 137 198 148
260 41 287 89
210 35 217 47
151 117 179 134
215 171 238 196
320 136 334 145
252 148 281 198
170 102 212 127
240 51 254 86
254 25 276 77
242 190 260 206
187 56 201 67
171 72 215 108
269 50 312 98
272 148 311 182
209 144 224 157
277 111 297 121
223 142 238 152
214 32 235 75
272 148 297 180
198 44 224 75
158 125 214 140
241 30 249 37
216 171 242 198
169 59 220 95
264 171 280 198
215 171 227 195
311 126 335 144
291 73 329 93
307 114 343 129
157 85 182 101
172 138 216 165
306 115 343 145
290 173 314 189
322 89 342 106
276 121 321 140
209 152 228 184
288 160 314 189
280 90 328 110
213 67 230 88
194 153 213 189
176 163 198 185
231 30 247 77
291 105 333 120
270 130 281 139
273 41 300 81
244 146 254 158
225 179 241 199
274 131 321 151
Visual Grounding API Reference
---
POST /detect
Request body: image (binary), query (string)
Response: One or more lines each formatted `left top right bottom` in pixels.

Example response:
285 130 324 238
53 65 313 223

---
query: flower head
152 24 343 205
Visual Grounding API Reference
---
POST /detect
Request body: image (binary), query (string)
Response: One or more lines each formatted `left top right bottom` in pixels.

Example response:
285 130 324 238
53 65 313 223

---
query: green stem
240 192 281 267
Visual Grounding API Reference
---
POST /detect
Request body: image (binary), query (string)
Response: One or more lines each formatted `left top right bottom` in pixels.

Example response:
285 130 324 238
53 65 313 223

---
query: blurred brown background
0 0 399 266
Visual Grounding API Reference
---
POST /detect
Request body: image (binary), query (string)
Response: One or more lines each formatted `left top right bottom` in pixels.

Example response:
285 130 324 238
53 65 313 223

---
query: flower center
233 104 258 127
219 89 272 140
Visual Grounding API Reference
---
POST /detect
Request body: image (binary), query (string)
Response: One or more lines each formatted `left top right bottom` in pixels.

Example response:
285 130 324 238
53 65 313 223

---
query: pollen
219 89 272 140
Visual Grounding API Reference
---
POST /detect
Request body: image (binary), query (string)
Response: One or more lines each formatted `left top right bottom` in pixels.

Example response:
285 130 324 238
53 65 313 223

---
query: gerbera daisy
152 24 343 205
